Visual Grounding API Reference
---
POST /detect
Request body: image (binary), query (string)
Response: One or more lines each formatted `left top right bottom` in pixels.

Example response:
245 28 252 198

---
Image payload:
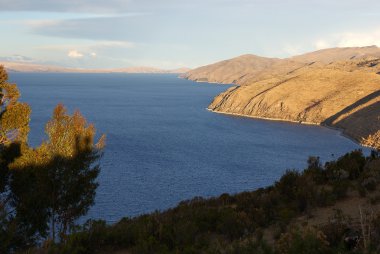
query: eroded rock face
184 46 380 148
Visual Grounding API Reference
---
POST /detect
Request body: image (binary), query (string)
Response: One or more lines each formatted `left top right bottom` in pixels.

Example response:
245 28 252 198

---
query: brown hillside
181 54 308 85
291 45 380 63
183 46 380 85
184 46 380 148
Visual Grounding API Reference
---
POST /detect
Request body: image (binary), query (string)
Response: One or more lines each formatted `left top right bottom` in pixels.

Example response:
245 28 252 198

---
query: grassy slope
208 60 380 147
183 47 380 149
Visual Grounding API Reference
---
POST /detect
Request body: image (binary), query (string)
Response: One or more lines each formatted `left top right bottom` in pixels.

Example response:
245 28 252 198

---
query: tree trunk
52 210 55 242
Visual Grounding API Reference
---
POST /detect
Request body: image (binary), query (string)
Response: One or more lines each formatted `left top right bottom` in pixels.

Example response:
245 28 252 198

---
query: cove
10 73 368 223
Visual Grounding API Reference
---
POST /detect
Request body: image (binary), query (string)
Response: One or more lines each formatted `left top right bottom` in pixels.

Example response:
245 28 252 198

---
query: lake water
9 73 366 223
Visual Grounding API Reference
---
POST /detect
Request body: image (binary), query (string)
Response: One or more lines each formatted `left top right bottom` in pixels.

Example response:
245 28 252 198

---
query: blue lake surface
9 73 367 223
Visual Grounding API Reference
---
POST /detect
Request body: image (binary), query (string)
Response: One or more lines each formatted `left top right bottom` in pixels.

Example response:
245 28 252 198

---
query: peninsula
182 46 380 149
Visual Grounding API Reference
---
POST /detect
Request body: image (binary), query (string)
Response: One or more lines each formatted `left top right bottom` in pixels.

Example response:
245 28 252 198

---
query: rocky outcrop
184 46 380 148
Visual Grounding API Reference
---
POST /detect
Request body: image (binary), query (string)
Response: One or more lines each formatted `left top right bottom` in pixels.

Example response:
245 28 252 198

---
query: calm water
10 73 366 223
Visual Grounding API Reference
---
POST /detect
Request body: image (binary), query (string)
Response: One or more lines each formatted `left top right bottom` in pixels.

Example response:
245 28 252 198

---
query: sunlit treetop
0 66 31 145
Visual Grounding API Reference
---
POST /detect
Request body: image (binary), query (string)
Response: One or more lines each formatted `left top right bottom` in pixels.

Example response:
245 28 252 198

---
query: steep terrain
184 46 380 148
181 54 307 85
182 46 380 85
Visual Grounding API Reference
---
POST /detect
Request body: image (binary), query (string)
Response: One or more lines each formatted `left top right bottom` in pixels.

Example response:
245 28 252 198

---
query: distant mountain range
0 61 190 74
182 46 380 149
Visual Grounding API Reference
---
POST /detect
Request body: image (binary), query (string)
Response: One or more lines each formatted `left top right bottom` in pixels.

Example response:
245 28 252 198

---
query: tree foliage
0 66 31 145
0 66 105 252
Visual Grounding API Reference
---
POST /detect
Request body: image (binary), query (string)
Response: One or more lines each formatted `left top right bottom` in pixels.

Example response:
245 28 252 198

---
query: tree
0 65 31 192
43 104 105 241
10 105 105 242
0 65 32 252
0 66 105 251
0 66 30 145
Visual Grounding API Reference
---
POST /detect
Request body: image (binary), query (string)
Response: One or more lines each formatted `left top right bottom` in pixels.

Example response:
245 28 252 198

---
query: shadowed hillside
183 46 380 149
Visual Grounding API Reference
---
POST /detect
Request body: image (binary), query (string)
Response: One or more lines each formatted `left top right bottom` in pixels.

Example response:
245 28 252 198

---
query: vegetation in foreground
38 150 379 254
0 66 105 252
1 66 380 253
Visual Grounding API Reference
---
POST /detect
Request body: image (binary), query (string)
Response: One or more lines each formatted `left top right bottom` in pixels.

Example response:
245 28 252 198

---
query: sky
0 0 380 69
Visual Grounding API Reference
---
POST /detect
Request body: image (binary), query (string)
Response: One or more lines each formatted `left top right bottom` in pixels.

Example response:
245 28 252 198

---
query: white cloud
38 40 135 60
39 40 135 52
313 28 380 51
0 55 36 62
337 30 380 47
94 41 135 48
68 50 84 58
314 39 330 50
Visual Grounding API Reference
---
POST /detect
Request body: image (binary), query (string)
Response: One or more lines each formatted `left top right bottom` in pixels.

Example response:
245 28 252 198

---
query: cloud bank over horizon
0 0 134 13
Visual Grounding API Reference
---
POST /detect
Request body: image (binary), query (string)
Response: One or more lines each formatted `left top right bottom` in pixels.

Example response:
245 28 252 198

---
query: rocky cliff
183 46 380 149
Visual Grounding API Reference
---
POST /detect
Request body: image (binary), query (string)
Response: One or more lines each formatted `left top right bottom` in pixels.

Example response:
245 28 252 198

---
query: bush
276 227 331 254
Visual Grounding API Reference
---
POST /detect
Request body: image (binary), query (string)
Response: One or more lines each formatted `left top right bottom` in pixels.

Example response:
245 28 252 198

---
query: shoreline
182 75 376 150
207 108 320 125
179 76 234 85
207 108 375 150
